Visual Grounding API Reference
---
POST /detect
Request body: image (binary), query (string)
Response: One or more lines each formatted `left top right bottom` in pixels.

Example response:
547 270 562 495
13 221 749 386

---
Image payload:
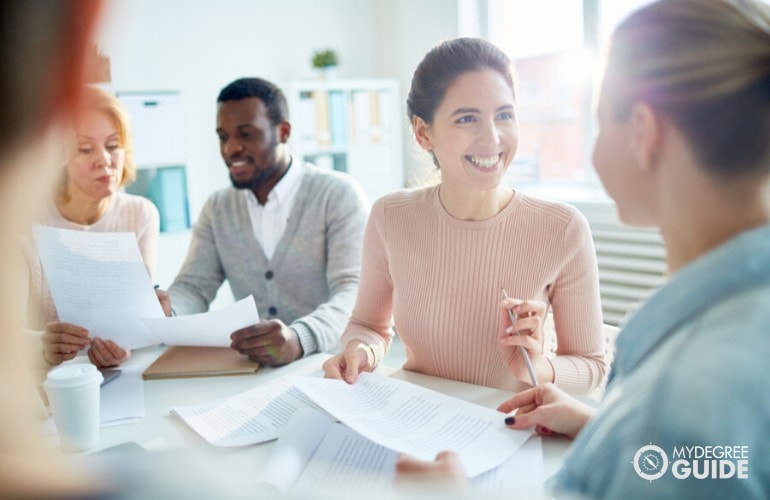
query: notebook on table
142 346 260 380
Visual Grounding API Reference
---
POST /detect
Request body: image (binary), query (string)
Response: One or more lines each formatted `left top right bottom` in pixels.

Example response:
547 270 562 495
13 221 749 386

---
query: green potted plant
312 49 339 79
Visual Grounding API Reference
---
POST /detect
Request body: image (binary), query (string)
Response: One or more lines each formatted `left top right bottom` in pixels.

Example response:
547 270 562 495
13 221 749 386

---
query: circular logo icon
633 444 668 481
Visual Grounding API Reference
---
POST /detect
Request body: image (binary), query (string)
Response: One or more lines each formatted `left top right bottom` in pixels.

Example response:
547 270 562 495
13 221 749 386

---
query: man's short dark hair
217 77 289 126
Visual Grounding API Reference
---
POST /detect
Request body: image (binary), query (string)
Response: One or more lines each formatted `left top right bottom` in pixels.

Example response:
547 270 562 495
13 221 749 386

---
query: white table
97 345 571 482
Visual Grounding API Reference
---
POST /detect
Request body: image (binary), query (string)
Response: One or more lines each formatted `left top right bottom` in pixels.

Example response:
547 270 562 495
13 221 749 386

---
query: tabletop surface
95 345 572 483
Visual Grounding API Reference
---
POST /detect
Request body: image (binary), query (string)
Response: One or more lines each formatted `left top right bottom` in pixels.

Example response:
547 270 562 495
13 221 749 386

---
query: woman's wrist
348 340 377 368
536 356 555 385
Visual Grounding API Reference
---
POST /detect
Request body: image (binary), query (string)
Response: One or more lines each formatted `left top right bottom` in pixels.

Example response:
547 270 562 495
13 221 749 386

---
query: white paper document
261 408 544 496
171 380 326 447
291 372 533 477
142 296 260 347
33 226 163 349
100 365 145 426
259 408 337 493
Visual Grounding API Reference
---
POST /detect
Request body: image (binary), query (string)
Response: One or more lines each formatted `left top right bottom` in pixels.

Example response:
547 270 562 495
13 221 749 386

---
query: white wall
98 0 460 220
97 0 461 291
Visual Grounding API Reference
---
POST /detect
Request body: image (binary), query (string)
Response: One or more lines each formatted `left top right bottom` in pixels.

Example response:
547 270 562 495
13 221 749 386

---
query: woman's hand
395 451 467 491
87 338 130 368
497 383 595 439
498 298 552 385
322 341 374 383
42 321 91 366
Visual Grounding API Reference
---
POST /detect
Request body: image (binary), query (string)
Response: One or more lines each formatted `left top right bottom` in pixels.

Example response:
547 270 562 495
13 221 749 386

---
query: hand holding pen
499 289 549 387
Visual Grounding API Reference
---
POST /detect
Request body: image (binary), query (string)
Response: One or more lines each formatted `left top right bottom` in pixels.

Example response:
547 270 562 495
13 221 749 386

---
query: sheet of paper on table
291 372 533 477
171 380 326 446
260 407 544 496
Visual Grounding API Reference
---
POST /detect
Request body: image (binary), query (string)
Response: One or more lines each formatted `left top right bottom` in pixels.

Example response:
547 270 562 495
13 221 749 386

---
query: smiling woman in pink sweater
324 38 606 395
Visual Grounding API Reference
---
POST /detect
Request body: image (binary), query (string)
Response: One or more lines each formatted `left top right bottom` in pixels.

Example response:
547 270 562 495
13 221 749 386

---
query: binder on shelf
351 90 373 146
328 90 347 147
312 91 331 148
369 91 382 143
377 90 392 141
295 92 318 150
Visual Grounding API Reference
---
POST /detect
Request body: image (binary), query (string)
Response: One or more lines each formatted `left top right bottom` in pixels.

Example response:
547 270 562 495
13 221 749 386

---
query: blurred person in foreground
0 3 289 498
0 1 110 496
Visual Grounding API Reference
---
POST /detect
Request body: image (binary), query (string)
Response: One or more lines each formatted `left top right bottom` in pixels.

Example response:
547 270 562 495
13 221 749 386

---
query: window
486 0 655 193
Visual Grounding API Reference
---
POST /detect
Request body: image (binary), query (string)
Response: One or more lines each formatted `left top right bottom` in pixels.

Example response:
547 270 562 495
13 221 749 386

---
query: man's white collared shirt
243 162 304 260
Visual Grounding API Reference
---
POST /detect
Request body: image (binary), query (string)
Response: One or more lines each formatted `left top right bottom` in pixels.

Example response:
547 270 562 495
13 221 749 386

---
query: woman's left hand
87 338 130 368
498 298 552 385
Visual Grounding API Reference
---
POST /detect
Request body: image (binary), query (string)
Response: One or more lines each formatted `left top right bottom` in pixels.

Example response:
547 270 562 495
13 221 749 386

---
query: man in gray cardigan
168 77 369 366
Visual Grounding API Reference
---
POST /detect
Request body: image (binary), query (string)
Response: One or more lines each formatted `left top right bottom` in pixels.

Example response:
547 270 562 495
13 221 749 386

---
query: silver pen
501 288 538 387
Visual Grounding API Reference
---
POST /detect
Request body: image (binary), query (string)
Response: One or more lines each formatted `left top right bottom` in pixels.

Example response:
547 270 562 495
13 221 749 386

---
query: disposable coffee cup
44 364 103 452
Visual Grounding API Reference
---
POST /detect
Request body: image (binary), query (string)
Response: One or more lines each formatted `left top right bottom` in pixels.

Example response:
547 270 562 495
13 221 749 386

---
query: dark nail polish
504 416 516 425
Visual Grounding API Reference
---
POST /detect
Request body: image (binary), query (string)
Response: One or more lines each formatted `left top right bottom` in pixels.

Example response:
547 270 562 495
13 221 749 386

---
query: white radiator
572 202 667 326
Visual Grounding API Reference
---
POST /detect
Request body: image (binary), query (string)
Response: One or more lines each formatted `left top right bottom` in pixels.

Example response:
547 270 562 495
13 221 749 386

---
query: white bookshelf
289 78 404 203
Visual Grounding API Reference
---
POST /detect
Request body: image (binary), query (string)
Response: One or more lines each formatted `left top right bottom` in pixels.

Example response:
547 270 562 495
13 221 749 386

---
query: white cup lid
45 364 104 389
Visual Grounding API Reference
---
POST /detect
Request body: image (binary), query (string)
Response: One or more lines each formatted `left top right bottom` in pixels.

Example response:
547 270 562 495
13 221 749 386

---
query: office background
96 0 667 321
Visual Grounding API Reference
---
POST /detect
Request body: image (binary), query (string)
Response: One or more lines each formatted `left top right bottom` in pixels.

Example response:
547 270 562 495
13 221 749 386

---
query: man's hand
155 288 172 317
230 319 302 366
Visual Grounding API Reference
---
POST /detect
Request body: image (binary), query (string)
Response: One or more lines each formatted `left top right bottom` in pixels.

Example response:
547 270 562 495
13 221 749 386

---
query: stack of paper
172 372 542 494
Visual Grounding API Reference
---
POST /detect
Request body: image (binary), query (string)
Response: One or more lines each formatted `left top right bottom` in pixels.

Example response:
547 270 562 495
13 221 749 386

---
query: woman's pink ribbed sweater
341 185 606 395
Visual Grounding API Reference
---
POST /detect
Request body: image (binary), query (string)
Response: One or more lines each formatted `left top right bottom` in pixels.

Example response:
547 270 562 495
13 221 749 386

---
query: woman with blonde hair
28 85 160 368
397 0 770 497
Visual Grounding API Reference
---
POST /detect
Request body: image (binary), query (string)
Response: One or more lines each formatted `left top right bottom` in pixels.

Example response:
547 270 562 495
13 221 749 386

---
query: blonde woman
28 86 160 368
398 0 770 497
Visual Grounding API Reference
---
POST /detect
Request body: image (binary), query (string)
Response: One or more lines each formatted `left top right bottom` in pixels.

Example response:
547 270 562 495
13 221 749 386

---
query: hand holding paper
291 372 533 477
230 318 302 366
34 226 164 350
142 296 260 347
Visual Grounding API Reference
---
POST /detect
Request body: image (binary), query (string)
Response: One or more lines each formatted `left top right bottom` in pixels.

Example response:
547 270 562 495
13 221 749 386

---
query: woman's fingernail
505 326 514 334
504 416 516 425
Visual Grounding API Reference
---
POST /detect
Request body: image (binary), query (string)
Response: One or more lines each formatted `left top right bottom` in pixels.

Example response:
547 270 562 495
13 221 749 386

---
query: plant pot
315 66 338 80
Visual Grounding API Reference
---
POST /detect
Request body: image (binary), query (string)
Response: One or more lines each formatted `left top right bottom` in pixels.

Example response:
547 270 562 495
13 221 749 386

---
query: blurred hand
42 321 91 365
395 451 467 492
322 341 373 383
498 298 552 385
155 288 172 317
230 319 302 366
497 383 595 439
87 337 130 368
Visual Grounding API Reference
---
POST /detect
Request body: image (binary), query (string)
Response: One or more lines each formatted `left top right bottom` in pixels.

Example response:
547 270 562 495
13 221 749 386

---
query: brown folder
142 346 260 380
